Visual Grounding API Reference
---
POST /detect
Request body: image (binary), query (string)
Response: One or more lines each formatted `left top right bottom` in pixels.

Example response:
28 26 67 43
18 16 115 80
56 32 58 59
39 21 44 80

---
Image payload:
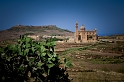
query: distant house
116 36 124 40
27 35 39 41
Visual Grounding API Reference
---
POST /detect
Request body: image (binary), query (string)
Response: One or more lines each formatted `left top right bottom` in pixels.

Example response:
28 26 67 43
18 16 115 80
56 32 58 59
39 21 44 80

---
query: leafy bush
50 37 63 41
0 35 72 82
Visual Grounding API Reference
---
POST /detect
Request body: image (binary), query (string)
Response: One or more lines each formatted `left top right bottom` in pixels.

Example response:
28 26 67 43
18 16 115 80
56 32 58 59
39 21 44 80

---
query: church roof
80 25 85 30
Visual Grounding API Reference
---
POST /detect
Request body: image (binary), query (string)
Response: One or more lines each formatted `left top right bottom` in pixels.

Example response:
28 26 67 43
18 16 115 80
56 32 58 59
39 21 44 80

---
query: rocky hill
0 25 74 41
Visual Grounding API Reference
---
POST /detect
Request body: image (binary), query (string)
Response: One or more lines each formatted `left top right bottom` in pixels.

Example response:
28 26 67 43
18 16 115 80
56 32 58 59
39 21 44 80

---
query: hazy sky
0 0 124 36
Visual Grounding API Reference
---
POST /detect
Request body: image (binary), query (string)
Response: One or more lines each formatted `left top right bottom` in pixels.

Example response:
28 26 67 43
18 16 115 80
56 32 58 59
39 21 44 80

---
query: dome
80 25 85 30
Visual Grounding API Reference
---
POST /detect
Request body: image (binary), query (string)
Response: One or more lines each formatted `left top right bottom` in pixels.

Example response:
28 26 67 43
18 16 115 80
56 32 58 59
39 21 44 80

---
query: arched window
78 35 81 40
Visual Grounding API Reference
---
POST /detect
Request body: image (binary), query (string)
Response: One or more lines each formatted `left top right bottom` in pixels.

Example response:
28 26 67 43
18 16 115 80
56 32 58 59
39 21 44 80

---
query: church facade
75 22 97 43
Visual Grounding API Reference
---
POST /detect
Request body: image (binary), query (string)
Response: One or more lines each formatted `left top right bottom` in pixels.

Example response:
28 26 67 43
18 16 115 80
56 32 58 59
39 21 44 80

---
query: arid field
55 41 124 82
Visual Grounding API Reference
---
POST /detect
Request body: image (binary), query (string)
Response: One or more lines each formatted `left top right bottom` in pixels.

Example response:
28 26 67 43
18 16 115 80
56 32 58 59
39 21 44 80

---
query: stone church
75 22 97 43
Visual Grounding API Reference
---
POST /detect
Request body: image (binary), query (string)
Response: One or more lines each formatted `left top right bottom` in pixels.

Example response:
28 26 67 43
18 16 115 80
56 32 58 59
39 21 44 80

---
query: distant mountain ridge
9 25 73 33
0 25 74 41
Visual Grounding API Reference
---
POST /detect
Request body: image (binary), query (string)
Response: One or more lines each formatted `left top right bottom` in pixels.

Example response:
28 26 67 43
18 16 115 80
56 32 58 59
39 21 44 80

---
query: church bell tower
75 22 78 43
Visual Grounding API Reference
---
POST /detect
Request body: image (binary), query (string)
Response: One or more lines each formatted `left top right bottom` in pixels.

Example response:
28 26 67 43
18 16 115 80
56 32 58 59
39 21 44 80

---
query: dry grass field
55 41 124 82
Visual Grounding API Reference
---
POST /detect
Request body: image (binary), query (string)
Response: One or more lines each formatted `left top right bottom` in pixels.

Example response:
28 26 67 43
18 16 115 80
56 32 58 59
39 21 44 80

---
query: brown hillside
0 25 74 41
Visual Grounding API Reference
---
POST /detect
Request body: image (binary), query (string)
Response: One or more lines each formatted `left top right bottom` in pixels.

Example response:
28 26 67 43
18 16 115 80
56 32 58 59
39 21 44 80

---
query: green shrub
0 35 72 82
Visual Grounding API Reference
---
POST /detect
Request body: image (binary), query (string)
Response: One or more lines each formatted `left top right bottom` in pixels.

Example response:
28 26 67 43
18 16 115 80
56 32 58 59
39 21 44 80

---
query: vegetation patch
61 46 92 55
85 54 124 64
116 66 124 74
0 36 72 82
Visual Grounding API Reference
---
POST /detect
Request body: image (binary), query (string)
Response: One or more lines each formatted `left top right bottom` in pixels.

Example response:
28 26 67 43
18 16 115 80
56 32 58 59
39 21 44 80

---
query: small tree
0 35 72 82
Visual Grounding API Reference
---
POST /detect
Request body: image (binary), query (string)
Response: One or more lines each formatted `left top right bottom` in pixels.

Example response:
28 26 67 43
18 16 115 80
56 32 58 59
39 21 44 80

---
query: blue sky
0 0 124 36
